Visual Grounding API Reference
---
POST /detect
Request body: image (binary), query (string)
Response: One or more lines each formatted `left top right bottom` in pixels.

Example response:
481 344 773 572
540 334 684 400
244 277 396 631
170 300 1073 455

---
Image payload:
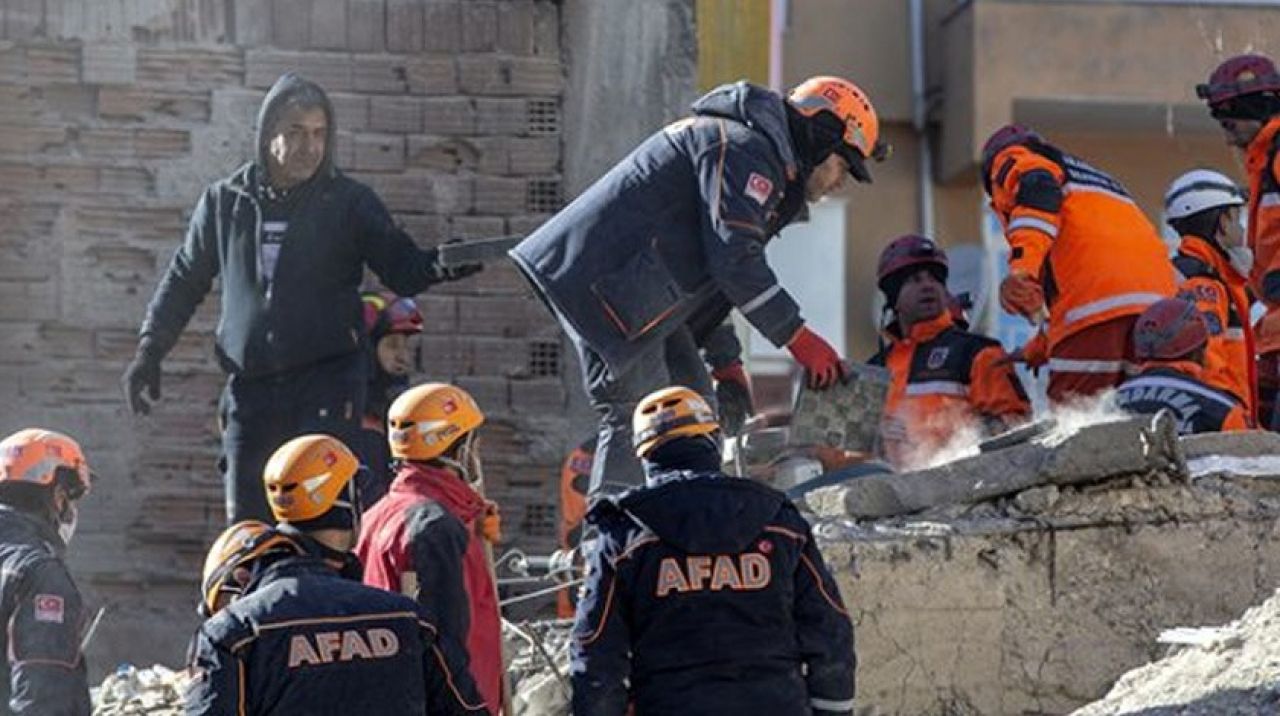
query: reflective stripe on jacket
1245 117 1280 354
1114 364 1248 434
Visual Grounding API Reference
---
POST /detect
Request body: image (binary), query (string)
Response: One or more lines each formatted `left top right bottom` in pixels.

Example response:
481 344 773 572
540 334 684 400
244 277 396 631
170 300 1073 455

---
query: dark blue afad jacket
0 507 89 716
510 81 810 376
183 555 487 716
140 73 444 378
571 472 856 716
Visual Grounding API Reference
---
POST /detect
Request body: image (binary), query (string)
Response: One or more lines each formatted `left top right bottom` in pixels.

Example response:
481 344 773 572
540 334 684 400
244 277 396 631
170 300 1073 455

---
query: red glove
999 270 1045 320
786 326 846 390
1020 330 1049 369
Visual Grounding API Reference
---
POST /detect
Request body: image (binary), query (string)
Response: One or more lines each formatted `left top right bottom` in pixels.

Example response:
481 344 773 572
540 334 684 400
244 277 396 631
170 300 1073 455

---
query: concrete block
457 294 544 336
332 131 356 169
0 279 57 321
467 136 509 174
98 166 154 196
78 128 135 158
385 0 424 52
532 0 558 57
422 97 476 135
136 48 243 89
370 96 422 133
4 0 45 40
81 44 136 85
98 88 211 122
0 164 40 192
357 173 426 213
271 0 311 49
39 165 97 195
346 0 385 52
328 93 369 131
405 57 456 94
353 134 406 172
508 136 559 174
393 212 447 244
245 50 352 91
458 55 562 97
449 215 505 240
475 97 527 135
461 1 498 52
135 129 191 159
351 55 410 94
426 173 473 214
309 0 347 50
470 337 530 377
25 44 78 84
496 0 536 55
474 176 527 215
455 375 508 412
406 135 480 172
417 334 472 377
465 261 532 295
416 294 458 334
510 377 566 413
422 1 462 54
232 0 273 46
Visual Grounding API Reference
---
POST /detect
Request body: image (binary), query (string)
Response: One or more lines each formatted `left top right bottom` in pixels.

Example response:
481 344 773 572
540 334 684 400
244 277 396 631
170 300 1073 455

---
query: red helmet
361 292 423 339
980 124 1043 193
1197 54 1280 107
1133 298 1209 361
877 235 948 294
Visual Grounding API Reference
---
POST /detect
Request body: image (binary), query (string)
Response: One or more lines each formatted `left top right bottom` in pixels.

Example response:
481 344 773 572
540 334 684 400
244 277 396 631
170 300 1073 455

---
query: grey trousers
575 326 715 497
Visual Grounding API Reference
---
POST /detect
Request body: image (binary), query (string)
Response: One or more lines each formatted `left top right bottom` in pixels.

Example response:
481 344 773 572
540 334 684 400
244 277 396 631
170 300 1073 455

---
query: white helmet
1164 169 1245 221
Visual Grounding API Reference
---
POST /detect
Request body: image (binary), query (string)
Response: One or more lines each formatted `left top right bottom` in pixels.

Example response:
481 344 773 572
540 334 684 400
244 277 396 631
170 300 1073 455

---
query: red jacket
357 463 502 715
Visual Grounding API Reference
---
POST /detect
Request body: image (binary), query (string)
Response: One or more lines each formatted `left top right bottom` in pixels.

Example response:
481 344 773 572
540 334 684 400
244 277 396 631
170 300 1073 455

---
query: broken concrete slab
788 362 890 454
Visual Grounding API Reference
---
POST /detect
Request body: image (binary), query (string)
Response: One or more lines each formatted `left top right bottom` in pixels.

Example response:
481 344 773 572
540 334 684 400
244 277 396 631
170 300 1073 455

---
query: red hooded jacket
357 462 502 715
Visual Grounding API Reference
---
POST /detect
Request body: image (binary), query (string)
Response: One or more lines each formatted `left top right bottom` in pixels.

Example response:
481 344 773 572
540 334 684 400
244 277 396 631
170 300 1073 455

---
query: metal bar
500 579 585 608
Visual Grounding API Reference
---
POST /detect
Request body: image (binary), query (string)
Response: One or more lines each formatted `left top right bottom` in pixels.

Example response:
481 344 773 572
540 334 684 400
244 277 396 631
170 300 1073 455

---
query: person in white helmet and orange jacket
0 429 94 715
183 434 487 716
356 384 505 715
1164 169 1257 425
510 75 890 496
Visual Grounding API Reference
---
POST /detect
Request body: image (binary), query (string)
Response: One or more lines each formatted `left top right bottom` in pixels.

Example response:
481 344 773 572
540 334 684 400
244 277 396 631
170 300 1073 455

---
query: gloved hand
429 241 484 283
787 325 846 390
999 270 1045 321
1002 330 1049 377
480 500 502 544
121 338 163 416
711 361 754 436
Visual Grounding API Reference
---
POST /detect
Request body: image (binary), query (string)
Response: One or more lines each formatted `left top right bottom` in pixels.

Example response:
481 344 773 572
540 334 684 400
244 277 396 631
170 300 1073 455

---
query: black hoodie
139 74 446 378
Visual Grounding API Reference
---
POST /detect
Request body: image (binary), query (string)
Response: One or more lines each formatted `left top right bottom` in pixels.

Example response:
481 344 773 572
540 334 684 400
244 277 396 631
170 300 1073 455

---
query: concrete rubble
92 664 191 715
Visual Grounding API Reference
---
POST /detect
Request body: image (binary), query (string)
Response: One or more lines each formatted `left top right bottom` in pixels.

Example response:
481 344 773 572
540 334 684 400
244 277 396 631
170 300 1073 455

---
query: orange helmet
0 429 91 498
387 383 485 461
199 520 298 616
632 386 720 459
788 76 887 182
262 435 359 523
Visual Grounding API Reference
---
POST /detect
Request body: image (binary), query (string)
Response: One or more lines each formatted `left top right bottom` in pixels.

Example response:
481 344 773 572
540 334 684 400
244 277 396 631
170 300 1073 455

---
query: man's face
805 153 850 201
267 104 327 188
1217 116 1262 149
1218 205 1246 248
376 333 414 376
894 269 946 327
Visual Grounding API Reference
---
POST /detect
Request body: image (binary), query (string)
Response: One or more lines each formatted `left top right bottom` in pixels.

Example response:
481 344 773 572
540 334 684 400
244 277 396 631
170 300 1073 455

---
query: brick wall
0 0 571 672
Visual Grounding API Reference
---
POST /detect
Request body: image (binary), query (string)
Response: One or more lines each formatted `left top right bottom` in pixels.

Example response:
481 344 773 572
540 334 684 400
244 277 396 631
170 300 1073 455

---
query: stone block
81 43 136 85
508 136 559 174
461 1 497 52
346 0 385 52
474 176 527 215
422 97 476 135
405 57 455 94
458 55 562 97
475 97 526 135
39 165 97 195
496 0 536 55
385 0 424 52
422 1 462 54
328 93 369 131
370 96 422 133
353 133 406 172
271 0 311 49
309 0 347 50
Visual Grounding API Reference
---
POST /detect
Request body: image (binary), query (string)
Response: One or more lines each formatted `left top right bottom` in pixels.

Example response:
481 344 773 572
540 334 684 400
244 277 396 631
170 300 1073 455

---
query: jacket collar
392 462 486 522
1178 235 1245 284
888 310 954 345
1246 116 1280 176
1137 360 1205 381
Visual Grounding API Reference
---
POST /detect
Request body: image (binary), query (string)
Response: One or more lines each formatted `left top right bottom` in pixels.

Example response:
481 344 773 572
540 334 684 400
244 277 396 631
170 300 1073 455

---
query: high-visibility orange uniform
1173 235 1257 424
869 312 1031 469
987 144 1176 401
1115 362 1249 434
1244 117 1280 427
556 437 593 618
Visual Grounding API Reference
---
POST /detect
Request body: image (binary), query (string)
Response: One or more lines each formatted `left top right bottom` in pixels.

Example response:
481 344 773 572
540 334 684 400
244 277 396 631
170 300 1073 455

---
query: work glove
121 338 163 416
711 361 754 436
786 325 846 390
999 270 1045 321
481 500 502 544
428 240 484 283
1002 330 1049 377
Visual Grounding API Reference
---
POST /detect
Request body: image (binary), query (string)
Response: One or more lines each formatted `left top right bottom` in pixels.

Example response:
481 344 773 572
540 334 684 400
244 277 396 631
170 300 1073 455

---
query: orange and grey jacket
869 312 1031 469
986 144 1175 348
1173 235 1257 423
1115 363 1248 435
1244 117 1280 354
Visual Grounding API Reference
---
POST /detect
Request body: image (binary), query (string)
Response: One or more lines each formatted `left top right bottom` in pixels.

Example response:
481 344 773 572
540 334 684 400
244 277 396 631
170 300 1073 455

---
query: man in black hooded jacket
121 73 481 523
571 386 856 716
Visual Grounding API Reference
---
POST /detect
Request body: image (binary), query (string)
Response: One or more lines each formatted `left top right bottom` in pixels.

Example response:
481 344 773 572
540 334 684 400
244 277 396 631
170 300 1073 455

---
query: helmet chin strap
438 432 483 486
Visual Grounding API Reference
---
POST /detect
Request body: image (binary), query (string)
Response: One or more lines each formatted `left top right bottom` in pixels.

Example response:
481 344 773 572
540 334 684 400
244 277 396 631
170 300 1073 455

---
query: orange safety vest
988 145 1176 349
869 312 1031 470
1245 117 1280 355
557 440 593 619
1173 235 1258 425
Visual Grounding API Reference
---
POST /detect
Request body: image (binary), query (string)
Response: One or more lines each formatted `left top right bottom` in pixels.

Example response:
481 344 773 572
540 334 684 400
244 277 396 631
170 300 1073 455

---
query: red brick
474 176 526 215
508 136 559 175
351 55 411 94
370 96 423 133
510 377 566 414
385 0 424 52
309 0 348 50
461 1 498 52
458 56 562 97
405 57 456 94
475 98 526 135
353 133 406 172
74 205 185 245
422 1 462 54
81 43 136 85
272 0 312 49
497 0 537 55
423 97 475 135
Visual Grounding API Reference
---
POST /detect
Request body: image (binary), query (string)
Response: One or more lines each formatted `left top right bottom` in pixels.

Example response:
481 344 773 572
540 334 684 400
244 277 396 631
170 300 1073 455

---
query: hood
392 462 487 522
617 471 785 554
691 81 798 180
255 73 337 182
0 504 63 555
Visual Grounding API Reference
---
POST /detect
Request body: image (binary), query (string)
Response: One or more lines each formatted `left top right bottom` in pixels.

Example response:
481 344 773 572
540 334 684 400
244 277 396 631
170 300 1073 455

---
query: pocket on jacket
591 250 683 340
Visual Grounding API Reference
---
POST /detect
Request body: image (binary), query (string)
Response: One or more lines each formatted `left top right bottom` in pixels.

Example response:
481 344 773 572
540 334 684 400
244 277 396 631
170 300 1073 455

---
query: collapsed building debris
92 664 191 716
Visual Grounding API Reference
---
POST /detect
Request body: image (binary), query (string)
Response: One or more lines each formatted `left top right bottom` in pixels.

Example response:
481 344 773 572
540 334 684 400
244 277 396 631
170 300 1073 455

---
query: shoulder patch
744 172 774 206
33 594 63 623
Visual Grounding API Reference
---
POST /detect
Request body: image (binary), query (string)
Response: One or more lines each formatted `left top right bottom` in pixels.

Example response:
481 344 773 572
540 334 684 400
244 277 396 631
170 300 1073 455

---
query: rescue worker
1164 169 1256 424
1115 298 1248 434
571 386 855 715
980 124 1175 404
556 436 594 618
357 384 505 714
0 429 93 715
511 76 890 496
122 72 481 524
355 291 425 505
184 434 487 715
1197 54 1280 428
196 520 299 618
869 236 1031 469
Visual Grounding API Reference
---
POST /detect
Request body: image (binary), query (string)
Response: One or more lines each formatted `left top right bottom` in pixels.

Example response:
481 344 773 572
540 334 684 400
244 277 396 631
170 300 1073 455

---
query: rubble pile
1071 589 1280 715
92 664 191 716
506 619 573 716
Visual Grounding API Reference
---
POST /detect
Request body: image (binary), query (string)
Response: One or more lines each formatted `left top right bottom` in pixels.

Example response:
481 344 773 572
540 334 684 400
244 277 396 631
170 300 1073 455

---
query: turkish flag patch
33 594 64 623
744 172 774 206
